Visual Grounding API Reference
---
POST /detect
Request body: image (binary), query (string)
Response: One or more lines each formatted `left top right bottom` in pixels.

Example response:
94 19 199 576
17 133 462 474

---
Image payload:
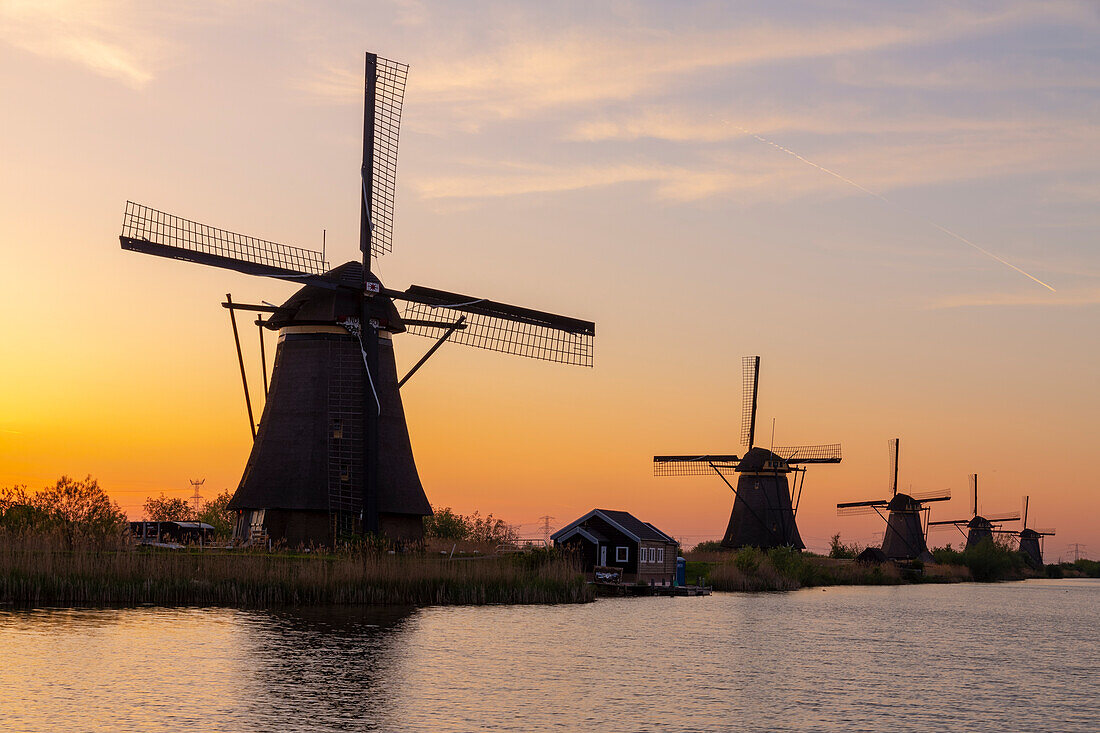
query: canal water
1 579 1097 732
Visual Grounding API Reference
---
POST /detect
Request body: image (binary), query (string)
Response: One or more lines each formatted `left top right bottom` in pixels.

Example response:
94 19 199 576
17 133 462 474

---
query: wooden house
552 509 678 584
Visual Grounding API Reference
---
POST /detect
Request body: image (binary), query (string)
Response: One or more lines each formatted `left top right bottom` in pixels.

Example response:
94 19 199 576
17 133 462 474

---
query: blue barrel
675 557 687 586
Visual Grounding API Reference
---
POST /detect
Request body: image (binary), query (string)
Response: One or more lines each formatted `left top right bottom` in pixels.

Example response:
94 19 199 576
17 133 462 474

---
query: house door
599 545 607 566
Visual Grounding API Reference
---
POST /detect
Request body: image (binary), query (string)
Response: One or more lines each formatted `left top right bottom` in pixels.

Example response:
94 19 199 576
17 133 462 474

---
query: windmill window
615 546 628 563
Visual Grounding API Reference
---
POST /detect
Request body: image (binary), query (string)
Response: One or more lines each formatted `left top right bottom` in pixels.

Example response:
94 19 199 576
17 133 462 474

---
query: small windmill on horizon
836 438 951 562
927 473 1020 550
653 356 842 550
118 52 595 548
1015 496 1056 567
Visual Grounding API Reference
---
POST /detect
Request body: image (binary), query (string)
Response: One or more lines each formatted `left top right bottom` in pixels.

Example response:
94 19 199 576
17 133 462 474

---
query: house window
615 546 629 563
657 548 665 563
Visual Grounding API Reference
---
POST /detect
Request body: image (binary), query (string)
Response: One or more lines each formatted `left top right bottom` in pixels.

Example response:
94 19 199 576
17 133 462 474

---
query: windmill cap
736 447 787 472
272 261 403 331
886 493 923 511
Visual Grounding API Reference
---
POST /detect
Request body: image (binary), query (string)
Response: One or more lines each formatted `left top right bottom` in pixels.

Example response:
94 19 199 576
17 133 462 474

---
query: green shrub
1074 559 1100 578
828 533 861 559
733 546 763 573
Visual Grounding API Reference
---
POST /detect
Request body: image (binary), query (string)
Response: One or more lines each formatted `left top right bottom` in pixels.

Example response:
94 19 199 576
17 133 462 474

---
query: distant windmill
927 473 1020 550
836 438 951 562
653 356 842 550
1015 496 1055 567
118 53 595 547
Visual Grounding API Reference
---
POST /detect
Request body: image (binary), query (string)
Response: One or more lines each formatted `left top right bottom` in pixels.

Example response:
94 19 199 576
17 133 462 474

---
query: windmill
927 474 1020 550
836 438 951 562
653 356 841 550
118 53 595 547
1015 496 1056 567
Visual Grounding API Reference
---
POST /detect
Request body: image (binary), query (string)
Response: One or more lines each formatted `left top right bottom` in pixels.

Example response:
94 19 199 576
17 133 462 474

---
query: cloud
413 157 838 203
0 0 267 87
299 2 1083 121
0 0 160 87
412 114 1100 204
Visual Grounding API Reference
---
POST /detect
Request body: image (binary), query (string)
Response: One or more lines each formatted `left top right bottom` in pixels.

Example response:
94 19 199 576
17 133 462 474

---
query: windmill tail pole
398 316 466 388
225 293 256 440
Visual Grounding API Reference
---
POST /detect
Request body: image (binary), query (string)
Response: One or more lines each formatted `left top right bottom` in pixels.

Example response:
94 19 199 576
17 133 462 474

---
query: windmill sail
120 202 329 284
362 55 408 259
772 444 842 464
741 355 760 448
397 285 594 366
653 455 740 476
888 438 899 496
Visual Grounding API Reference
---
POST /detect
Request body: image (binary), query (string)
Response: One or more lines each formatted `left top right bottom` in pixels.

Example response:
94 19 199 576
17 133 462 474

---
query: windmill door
599 545 607 566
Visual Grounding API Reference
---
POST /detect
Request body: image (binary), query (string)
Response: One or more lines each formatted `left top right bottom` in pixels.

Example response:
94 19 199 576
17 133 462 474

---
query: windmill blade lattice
912 488 952 502
741 355 759 447
888 438 899 496
772 444 842 464
399 286 594 366
120 202 329 280
365 56 408 259
653 455 740 476
836 504 886 516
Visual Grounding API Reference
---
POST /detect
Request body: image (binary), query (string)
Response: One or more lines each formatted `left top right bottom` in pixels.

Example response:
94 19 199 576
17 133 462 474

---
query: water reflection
1 580 1099 732
235 606 417 732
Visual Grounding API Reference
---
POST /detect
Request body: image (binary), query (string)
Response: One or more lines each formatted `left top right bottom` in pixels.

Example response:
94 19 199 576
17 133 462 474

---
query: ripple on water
1 580 1098 732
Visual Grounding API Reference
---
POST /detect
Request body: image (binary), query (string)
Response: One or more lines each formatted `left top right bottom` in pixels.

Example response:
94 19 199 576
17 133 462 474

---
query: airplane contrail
734 125 1057 292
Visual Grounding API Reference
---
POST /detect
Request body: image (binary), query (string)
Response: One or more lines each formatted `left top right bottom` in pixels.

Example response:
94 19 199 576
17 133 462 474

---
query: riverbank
0 533 593 607
683 545 1055 592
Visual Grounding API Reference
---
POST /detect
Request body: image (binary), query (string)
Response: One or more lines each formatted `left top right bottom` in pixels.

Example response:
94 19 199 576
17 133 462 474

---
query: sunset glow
1 0 1097 556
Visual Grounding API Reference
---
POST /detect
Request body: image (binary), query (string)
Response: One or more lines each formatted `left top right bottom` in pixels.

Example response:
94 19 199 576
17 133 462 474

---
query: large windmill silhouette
119 53 595 546
653 356 841 550
836 438 951 562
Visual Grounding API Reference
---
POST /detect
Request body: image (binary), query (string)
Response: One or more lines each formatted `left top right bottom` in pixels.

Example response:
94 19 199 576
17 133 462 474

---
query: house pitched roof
551 508 676 544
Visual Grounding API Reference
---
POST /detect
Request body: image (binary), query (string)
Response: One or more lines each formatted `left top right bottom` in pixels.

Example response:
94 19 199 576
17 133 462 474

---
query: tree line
0 475 236 542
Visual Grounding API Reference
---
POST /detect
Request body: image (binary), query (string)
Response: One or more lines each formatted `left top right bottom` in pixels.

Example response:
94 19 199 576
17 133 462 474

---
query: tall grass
0 531 592 607
690 547 977 592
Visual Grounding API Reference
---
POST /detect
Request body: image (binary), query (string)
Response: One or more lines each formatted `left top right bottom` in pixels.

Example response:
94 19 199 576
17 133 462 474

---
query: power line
189 478 205 514
537 515 555 544
1067 543 1087 562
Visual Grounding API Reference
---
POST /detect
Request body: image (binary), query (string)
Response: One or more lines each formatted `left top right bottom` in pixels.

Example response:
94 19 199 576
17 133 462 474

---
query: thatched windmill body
836 438 951 562
118 54 594 547
927 474 1020 551
1016 496 1056 567
653 356 842 550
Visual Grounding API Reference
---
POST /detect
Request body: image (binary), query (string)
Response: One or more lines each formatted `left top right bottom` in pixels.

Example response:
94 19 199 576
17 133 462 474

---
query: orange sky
1 1 1097 557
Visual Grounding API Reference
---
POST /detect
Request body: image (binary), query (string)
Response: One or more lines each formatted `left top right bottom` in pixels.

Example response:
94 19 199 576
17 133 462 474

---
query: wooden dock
592 583 712 597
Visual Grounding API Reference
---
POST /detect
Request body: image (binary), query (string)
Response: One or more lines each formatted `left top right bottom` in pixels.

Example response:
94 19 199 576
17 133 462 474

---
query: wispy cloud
0 0 160 87
413 117 1100 204
299 2 1081 121
415 158 837 203
0 0 266 87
